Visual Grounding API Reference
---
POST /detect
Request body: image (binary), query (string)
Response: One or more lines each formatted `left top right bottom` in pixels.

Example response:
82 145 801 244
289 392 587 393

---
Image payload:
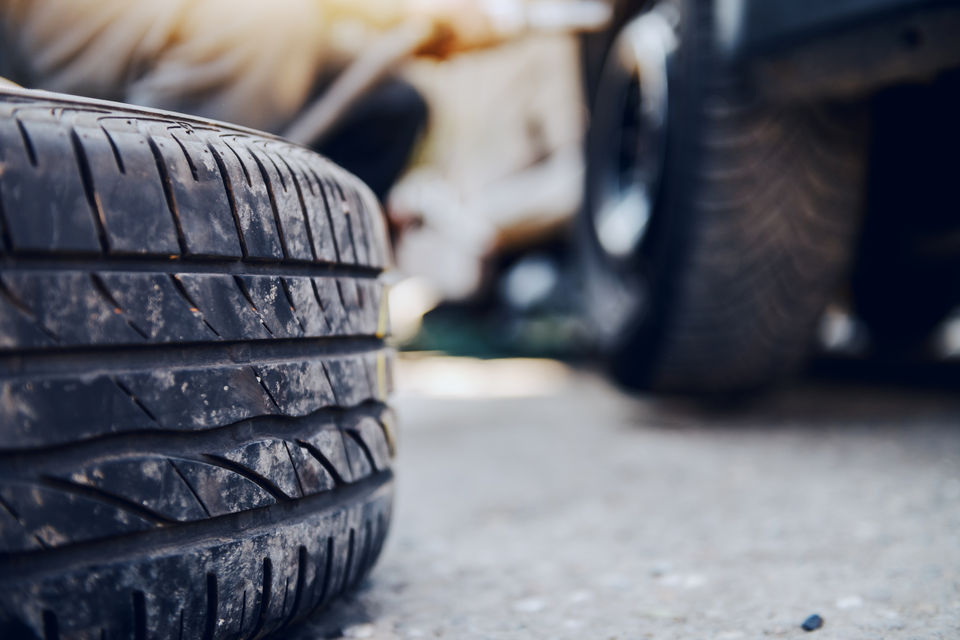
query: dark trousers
316 78 428 201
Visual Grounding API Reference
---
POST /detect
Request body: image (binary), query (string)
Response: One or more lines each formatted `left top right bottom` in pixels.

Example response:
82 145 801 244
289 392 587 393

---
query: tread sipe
0 88 395 639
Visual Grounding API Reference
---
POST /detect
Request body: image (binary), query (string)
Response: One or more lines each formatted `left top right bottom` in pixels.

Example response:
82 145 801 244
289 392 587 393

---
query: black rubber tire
0 88 395 639
582 0 869 393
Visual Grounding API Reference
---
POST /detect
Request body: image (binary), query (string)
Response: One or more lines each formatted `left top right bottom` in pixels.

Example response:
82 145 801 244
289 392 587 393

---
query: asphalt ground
291 355 960 639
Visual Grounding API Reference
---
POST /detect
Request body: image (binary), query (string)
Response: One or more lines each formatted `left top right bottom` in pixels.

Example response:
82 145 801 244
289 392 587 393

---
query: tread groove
309 168 342 262
374 512 386 562
0 493 20 521
221 138 252 186
320 361 341 405
208 142 250 258
90 273 150 339
345 429 379 472
0 493 47 549
68 127 110 252
342 527 356 592
284 441 307 497
279 576 290 627
284 545 308 627
247 557 272 640
310 536 335 616
15 117 37 166
349 187 374 267
279 277 307 334
246 146 289 259
252 365 283 411
264 153 287 191
0 278 59 342
0 337 383 381
309 279 332 332
344 211 359 266
132 590 146 640
238 589 248 638
201 454 291 502
202 572 218 640
42 609 58 640
170 132 200 182
0 185 12 252
0 255 381 279
169 459 212 518
169 274 222 338
296 440 346 486
99 125 125 173
334 280 348 322
334 181 362 263
233 276 275 336
38 475 173 524
146 136 188 254
360 518 374 578
278 156 319 262
0 401 386 473
112 377 161 425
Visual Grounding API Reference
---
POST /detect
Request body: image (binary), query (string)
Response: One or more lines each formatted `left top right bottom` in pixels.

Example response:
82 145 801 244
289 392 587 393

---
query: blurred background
5 0 960 384
3 0 959 637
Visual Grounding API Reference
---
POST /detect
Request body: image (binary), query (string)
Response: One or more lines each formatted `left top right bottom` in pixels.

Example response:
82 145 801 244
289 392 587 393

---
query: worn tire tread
0 89 395 639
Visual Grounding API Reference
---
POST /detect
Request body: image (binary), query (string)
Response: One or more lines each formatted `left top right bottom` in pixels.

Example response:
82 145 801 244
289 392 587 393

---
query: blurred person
0 0 527 131
0 0 597 309
391 34 585 301
0 0 531 198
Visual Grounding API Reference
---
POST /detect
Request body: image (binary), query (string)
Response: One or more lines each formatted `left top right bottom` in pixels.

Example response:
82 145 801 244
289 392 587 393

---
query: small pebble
801 614 824 632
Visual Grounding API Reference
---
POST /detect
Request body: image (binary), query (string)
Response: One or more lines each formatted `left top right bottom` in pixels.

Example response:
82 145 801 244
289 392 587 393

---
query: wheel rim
590 4 678 265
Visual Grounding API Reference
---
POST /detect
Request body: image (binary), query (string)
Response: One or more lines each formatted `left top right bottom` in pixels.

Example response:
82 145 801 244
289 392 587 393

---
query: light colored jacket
0 0 408 131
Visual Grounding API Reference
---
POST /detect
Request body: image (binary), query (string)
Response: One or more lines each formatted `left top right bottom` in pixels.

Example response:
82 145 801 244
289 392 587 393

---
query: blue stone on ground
802 614 824 631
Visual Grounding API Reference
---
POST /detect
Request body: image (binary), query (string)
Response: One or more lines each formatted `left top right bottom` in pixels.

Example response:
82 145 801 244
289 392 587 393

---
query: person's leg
317 78 428 200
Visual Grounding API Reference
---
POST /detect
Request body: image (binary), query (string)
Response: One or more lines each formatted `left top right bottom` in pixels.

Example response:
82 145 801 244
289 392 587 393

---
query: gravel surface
291 356 960 639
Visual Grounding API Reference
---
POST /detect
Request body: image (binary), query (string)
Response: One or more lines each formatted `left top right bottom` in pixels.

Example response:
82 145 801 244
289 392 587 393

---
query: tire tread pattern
0 90 395 639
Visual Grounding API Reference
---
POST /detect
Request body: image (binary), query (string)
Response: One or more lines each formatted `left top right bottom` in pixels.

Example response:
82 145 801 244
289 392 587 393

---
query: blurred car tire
581 0 869 393
0 89 395 638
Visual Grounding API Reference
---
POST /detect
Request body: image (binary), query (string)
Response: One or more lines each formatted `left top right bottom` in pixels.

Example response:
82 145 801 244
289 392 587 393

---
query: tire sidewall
580 0 721 388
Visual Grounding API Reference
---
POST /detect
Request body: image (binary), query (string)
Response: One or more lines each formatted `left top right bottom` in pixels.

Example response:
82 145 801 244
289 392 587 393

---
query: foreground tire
0 88 395 638
582 0 868 393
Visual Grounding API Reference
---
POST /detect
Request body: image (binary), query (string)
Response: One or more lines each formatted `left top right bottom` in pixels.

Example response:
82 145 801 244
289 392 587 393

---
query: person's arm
322 0 529 58
0 0 190 100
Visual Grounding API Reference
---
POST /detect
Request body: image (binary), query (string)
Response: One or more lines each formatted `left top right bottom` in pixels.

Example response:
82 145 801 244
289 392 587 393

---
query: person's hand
405 0 611 58
406 0 526 58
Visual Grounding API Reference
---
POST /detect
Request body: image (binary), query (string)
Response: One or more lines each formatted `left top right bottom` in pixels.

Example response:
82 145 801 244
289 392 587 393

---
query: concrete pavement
292 355 960 639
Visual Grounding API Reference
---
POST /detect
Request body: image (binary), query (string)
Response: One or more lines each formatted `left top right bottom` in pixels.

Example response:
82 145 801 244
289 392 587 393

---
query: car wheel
581 0 869 393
